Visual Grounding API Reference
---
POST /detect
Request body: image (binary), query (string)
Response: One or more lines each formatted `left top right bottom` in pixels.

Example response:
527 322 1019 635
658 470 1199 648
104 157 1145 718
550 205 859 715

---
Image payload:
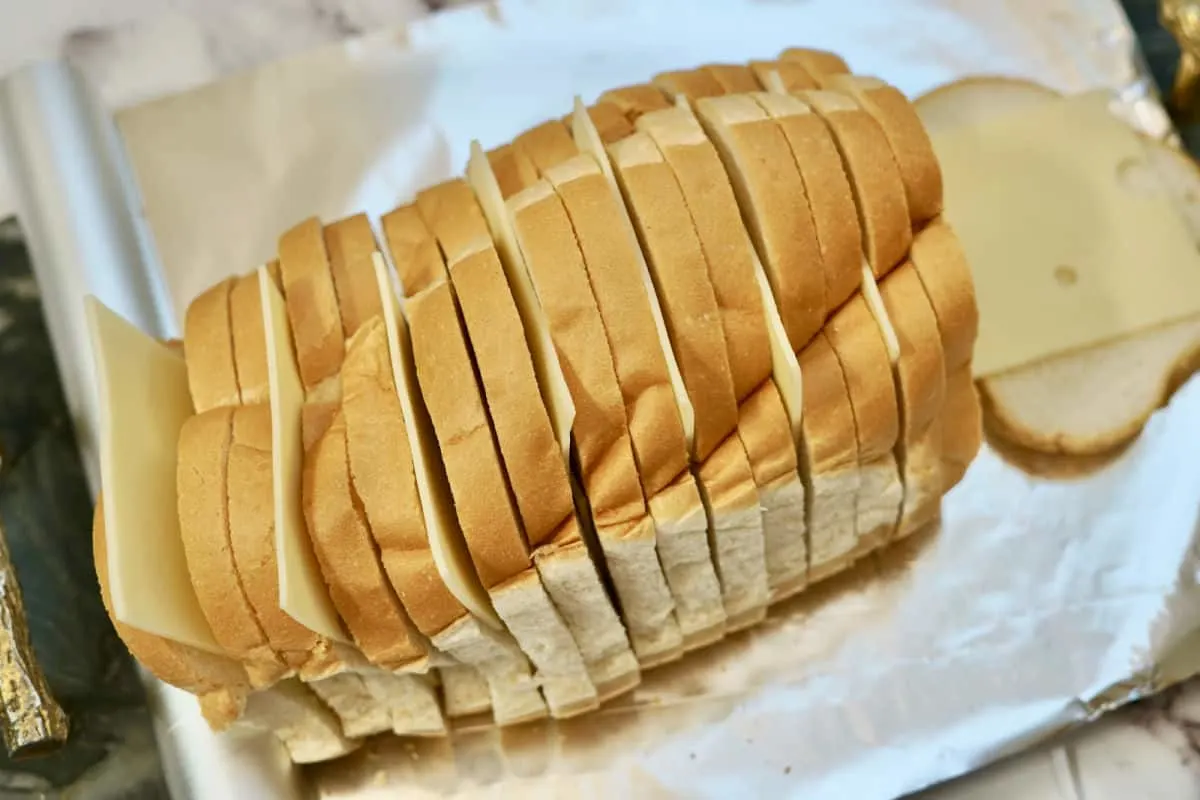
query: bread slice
916 77 1200 457
799 90 911 278
703 64 761 94
177 407 286 686
585 101 636 144
798 333 861 584
406 267 598 716
238 677 360 764
229 272 271 404
693 94 824 351
302 409 430 669
778 47 851 82
485 143 541 201
183 277 239 411
277 218 344 393
514 120 578 175
414 179 624 708
597 84 671 121
749 60 819 93
654 69 726 101
372 256 545 725
825 75 942 225
823 296 904 560
324 214 384 337
505 180 684 665
381 204 448 297
909 221 982 489
878 263 947 538
543 145 724 650
93 499 251 731
749 91 862 313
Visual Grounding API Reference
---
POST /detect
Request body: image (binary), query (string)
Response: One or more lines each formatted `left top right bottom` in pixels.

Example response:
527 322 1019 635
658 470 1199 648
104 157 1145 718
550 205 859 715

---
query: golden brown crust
779 47 851 80
94 500 249 728
183 278 240 412
416 179 576 551
635 106 773 405
799 333 858 472
827 75 943 225
909 219 978 371
703 64 761 94
737 382 799 487
229 273 270 405
301 410 426 668
801 90 911 278
177 407 280 675
381 203 448 297
598 84 671 121
607 132 741 461
486 143 541 200
341 318 467 637
880 263 946 441
751 91 862 314
323 214 383 338
514 120 579 175
942 366 982 491
824 295 900 462
749 60 819 92
694 94 825 352
406 280 533 588
278 217 344 391
654 69 725 101
587 102 636 144
508 183 647 528
544 156 690 499
226 404 325 666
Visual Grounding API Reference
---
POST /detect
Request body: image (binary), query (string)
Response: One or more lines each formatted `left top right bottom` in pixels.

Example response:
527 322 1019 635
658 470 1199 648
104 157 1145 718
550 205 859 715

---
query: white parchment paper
106 0 1200 797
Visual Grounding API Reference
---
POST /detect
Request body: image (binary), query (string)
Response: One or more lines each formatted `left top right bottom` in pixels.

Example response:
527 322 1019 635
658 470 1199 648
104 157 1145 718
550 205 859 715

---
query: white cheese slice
86 296 218 651
259 267 346 642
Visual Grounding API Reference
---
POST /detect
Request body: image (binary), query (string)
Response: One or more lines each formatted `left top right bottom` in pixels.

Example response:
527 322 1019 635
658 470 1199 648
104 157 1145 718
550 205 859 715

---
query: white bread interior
237 677 359 764
409 181 601 716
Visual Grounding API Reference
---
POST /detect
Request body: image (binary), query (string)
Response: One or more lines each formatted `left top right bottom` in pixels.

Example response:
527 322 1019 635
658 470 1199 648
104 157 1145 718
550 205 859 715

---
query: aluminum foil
6 0 1200 797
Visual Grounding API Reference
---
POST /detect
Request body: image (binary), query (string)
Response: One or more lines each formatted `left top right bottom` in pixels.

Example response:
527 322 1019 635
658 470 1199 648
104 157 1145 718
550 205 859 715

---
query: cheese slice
87 296 219 651
467 141 575 460
259 267 347 642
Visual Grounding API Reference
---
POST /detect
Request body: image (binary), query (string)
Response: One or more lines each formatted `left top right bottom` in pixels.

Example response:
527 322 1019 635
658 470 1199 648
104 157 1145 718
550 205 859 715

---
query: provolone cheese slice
259 267 347 642
373 254 500 629
87 296 219 651
467 141 575 459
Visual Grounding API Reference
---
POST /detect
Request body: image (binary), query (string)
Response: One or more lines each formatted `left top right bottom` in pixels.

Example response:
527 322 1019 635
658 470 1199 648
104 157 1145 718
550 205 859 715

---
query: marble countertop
1 0 1199 798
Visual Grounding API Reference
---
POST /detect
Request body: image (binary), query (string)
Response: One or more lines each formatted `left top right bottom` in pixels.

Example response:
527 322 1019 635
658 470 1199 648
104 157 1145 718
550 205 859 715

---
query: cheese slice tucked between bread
372 255 545 724
412 180 612 712
544 138 724 650
506 180 684 665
